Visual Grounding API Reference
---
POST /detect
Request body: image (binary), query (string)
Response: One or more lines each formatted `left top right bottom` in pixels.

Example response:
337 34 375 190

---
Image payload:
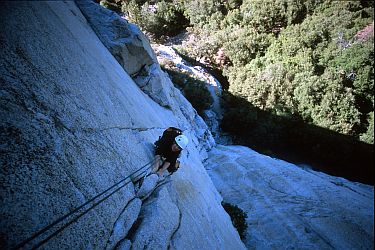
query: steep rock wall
76 0 215 158
0 1 244 249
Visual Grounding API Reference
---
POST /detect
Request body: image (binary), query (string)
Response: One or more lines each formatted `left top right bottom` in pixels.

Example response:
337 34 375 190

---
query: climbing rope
13 159 155 250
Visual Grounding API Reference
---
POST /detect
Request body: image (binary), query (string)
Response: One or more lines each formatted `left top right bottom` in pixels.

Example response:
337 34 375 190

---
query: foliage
101 0 373 144
217 26 274 66
182 0 227 28
162 66 213 115
100 0 123 13
217 1 374 142
360 112 374 144
183 81 213 115
173 27 221 67
222 201 248 240
238 0 315 33
98 0 374 182
121 0 189 40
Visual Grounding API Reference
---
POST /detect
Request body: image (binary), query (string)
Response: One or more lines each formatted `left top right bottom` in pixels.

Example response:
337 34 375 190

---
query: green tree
183 81 213 115
122 0 189 40
360 112 374 144
102 0 374 145
163 66 214 115
222 1 373 139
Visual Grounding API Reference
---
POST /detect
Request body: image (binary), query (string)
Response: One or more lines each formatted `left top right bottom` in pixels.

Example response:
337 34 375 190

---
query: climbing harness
13 159 155 250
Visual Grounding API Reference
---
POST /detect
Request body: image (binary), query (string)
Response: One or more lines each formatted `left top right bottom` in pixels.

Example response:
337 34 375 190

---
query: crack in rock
105 197 142 250
82 126 165 133
167 203 182 250
128 185 180 250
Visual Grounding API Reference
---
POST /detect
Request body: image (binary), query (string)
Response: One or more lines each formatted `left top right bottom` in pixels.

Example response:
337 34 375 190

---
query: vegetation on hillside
100 0 374 183
183 0 373 142
101 0 373 143
162 66 214 115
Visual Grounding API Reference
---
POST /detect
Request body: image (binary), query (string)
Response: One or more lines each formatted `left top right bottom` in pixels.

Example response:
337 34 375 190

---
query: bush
113 0 374 143
222 201 248 240
360 112 374 144
183 80 213 115
100 0 122 13
122 0 189 41
182 0 224 28
221 1 374 140
163 67 213 115
162 68 185 88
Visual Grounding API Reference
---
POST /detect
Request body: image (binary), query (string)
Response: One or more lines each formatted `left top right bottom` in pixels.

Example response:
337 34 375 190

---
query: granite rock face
76 0 157 77
205 145 374 250
76 1 215 157
0 1 244 249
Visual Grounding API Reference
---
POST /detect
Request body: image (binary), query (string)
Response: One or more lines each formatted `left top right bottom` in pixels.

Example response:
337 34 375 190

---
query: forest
99 0 374 184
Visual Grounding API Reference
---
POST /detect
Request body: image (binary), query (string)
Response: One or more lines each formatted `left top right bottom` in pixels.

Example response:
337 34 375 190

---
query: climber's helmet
175 135 189 150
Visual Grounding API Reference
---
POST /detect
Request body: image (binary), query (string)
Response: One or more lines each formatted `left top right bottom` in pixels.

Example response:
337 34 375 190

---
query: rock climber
153 127 189 177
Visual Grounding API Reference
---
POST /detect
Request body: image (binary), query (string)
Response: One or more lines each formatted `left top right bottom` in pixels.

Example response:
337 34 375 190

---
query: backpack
154 127 182 148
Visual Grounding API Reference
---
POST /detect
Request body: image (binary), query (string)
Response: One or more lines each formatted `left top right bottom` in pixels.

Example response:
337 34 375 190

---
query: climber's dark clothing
154 127 182 173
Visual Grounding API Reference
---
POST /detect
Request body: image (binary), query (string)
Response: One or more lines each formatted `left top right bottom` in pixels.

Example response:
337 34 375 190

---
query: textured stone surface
0 2 157 249
105 198 142 250
77 0 215 159
130 187 180 249
0 1 244 249
206 145 374 249
115 239 131 250
76 0 157 76
133 64 216 156
136 174 159 199
167 162 245 250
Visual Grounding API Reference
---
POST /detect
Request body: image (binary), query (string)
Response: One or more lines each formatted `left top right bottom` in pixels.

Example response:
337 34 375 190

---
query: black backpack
154 127 182 148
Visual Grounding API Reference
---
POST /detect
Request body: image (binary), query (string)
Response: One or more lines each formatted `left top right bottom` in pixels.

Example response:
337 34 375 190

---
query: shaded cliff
0 1 244 249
